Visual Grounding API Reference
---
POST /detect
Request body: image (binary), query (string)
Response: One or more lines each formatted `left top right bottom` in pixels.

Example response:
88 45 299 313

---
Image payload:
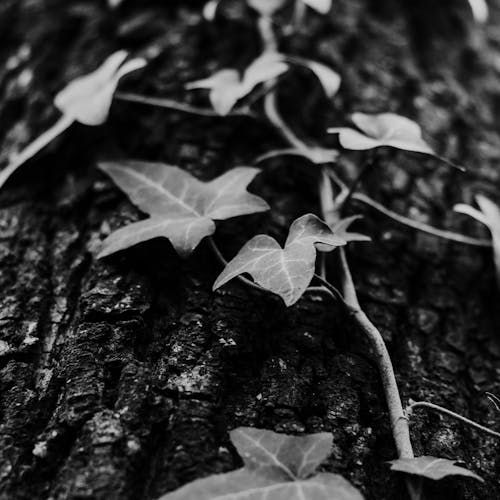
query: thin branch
0 115 74 190
352 192 492 248
339 246 414 459
115 92 255 118
407 401 500 439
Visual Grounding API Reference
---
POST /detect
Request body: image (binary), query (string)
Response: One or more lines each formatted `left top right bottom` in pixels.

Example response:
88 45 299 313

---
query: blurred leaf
214 214 346 305
468 0 488 23
302 0 332 15
203 0 221 20
158 427 364 500
455 194 500 284
187 53 288 115
255 147 338 165
55 50 146 126
287 56 341 98
247 0 288 15
389 456 483 482
328 113 435 155
98 162 269 258
0 51 145 191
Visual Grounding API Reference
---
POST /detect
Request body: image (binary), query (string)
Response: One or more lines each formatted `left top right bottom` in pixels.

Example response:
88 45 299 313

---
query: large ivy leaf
455 194 500 284
302 0 332 15
55 50 147 126
158 427 364 500
328 113 435 155
187 53 289 115
0 51 146 191
98 162 269 258
389 456 483 482
213 214 346 306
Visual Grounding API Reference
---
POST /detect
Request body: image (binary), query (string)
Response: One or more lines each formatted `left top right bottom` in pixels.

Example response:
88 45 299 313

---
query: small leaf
247 0 288 15
55 50 147 125
328 113 435 155
468 0 488 23
157 427 364 500
187 53 289 115
98 162 269 258
455 194 500 284
389 456 483 482
331 216 371 243
213 214 346 306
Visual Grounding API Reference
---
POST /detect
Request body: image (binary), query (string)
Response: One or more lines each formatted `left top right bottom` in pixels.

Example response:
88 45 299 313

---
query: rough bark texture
1 0 500 499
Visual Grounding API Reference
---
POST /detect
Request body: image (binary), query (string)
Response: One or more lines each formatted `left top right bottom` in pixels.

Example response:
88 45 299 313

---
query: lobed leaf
187 53 289 115
98 161 269 258
158 427 364 500
213 214 346 306
389 456 483 482
455 194 500 284
328 112 435 155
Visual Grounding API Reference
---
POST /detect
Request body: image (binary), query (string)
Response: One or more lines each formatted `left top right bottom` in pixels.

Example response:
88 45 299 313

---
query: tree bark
0 0 499 499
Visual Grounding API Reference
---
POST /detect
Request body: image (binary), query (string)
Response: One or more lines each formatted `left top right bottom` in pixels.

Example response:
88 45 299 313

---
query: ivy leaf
388 456 483 482
331 216 371 243
328 113 435 155
0 51 146 191
186 53 289 115
213 214 346 306
55 50 147 126
301 0 332 15
157 427 364 500
455 194 500 284
97 162 269 258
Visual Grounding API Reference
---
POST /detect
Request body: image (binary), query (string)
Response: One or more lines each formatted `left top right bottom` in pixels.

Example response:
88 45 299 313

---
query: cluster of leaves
0 0 495 498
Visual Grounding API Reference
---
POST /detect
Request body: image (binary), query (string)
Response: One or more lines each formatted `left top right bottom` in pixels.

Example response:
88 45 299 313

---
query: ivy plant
0 51 146 190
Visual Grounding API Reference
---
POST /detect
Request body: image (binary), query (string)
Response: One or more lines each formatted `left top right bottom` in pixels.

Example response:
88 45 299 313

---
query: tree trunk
0 0 499 499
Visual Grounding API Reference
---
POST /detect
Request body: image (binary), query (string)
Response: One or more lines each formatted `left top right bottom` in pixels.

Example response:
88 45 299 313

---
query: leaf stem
406 401 500 439
351 193 491 248
115 92 256 118
0 115 74 190
339 247 415 461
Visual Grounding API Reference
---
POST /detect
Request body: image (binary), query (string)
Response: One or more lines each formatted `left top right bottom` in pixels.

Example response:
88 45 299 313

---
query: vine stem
115 92 255 118
339 247 415 459
255 6 416 467
406 401 500 438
